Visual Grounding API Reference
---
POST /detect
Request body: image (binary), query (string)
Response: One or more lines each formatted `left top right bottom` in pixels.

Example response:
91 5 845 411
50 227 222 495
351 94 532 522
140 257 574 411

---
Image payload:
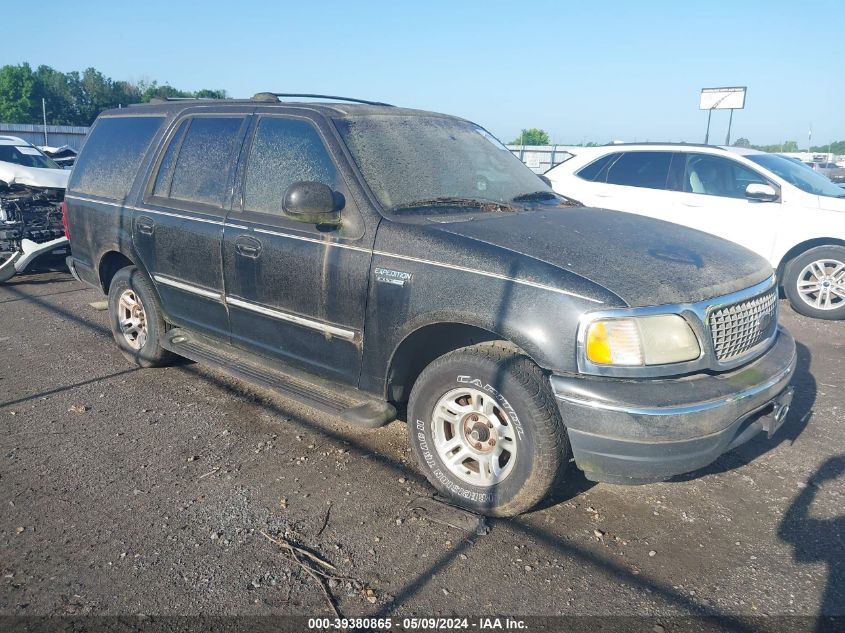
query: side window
682 154 768 199
166 117 245 207
575 153 618 182
68 116 163 199
242 117 337 216
152 120 189 197
605 152 672 189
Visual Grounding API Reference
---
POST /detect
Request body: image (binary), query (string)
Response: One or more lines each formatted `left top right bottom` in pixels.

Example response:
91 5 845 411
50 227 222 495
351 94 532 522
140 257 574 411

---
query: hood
0 161 70 189
435 207 774 306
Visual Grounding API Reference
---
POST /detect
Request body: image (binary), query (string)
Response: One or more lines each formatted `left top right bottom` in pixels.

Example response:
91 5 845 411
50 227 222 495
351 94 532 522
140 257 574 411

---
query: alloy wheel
796 258 845 311
431 386 518 486
118 288 148 350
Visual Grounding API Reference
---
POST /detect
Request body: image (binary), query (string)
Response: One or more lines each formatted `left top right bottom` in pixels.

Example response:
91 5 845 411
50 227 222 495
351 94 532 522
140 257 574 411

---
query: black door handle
136 217 155 236
235 236 262 258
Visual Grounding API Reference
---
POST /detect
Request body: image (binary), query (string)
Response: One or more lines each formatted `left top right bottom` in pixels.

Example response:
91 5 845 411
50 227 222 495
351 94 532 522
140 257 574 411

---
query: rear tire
407 342 569 517
783 245 845 320
107 266 175 368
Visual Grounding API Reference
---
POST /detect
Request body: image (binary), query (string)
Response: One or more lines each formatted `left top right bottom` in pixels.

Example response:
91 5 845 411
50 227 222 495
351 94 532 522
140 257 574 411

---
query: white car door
665 152 782 261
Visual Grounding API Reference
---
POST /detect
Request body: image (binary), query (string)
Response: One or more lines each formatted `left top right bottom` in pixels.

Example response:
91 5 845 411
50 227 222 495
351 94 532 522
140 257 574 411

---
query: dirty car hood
0 161 70 189
435 207 774 306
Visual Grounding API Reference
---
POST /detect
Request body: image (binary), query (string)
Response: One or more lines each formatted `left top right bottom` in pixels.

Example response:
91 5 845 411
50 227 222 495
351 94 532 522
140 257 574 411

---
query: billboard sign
699 86 747 110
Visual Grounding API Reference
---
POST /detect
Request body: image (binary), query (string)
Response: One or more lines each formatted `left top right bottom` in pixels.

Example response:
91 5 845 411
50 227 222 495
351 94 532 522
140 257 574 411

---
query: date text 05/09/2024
306 617 527 630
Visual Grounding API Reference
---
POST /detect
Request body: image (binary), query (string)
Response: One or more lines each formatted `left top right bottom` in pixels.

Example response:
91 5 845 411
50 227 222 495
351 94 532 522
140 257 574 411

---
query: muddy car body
65 95 797 515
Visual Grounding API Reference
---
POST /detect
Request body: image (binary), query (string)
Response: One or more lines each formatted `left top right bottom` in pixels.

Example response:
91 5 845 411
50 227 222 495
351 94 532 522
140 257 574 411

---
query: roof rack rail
144 97 221 105
164 96 219 101
254 92 394 106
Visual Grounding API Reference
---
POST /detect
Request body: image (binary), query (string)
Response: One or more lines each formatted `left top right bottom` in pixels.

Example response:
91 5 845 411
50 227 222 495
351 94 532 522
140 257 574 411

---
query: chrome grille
708 289 778 362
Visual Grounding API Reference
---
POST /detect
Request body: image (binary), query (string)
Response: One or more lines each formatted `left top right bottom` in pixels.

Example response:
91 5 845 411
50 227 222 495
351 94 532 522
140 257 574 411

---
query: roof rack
145 97 221 104
253 92 393 106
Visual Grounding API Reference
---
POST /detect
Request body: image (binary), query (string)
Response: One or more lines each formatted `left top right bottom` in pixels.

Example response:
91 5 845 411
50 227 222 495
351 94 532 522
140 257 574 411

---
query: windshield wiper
390 197 515 214
511 190 557 202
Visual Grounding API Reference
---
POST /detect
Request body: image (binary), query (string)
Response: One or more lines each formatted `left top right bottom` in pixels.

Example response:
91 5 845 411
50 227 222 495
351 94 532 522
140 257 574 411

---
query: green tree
76 67 121 125
0 64 230 126
0 63 35 123
810 140 845 155
512 128 550 145
733 137 751 148
194 88 227 99
113 80 143 109
31 64 80 125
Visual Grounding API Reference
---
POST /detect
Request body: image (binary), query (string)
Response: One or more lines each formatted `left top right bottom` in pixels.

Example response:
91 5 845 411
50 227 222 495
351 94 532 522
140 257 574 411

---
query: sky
3 0 842 146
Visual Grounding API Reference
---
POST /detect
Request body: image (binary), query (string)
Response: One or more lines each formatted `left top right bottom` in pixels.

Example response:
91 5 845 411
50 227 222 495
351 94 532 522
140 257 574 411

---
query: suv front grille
708 288 778 363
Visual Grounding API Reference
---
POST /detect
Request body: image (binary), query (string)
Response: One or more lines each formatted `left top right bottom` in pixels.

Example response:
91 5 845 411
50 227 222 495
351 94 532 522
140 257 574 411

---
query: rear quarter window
575 153 619 182
68 116 163 200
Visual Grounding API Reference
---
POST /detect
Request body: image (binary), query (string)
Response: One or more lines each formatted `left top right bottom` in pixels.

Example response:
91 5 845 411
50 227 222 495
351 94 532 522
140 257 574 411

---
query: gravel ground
1 269 843 620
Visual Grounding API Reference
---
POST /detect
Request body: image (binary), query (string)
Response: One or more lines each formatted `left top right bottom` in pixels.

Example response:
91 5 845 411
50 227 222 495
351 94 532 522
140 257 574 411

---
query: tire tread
408 341 569 516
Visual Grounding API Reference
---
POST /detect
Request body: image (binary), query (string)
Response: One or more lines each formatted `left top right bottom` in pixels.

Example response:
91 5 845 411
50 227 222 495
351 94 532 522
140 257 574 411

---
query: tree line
3 68 842 154
0 63 227 127
513 129 844 154
734 138 845 155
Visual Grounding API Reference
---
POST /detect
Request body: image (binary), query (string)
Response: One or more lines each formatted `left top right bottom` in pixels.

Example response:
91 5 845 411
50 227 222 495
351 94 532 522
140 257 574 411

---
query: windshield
0 144 60 170
747 153 845 198
333 115 553 213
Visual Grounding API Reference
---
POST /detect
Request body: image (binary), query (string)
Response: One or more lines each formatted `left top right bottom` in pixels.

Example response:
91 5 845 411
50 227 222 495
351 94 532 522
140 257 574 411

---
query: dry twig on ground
260 529 369 617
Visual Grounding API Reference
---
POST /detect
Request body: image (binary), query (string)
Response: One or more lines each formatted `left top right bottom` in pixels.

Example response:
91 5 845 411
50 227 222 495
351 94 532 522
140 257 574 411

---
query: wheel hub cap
431 386 517 487
463 414 495 452
118 289 148 350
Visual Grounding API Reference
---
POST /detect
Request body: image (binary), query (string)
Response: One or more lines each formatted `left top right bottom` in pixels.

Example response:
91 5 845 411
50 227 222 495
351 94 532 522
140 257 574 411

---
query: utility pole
42 98 48 146
725 109 734 146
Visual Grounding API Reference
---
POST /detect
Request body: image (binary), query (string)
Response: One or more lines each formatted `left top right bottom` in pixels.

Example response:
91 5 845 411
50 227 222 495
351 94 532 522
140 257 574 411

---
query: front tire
783 245 845 320
407 342 569 516
107 266 175 368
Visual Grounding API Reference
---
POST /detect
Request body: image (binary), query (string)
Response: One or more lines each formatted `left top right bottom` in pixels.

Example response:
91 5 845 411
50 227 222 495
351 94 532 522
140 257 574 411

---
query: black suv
66 94 797 515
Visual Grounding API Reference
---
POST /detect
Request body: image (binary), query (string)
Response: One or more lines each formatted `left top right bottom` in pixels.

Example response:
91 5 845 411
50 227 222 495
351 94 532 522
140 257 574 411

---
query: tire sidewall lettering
456 374 525 440
410 372 529 504
415 417 492 503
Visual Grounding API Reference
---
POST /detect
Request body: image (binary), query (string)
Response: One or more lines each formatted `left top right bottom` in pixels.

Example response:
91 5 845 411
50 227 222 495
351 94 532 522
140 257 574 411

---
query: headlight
584 314 700 366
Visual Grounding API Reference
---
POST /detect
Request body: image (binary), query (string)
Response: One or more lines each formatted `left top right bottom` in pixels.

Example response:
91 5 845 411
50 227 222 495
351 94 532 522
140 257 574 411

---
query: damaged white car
0 136 70 282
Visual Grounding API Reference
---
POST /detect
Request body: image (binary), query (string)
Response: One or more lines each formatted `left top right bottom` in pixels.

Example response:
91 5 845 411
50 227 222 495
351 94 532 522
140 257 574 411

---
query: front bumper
551 327 797 484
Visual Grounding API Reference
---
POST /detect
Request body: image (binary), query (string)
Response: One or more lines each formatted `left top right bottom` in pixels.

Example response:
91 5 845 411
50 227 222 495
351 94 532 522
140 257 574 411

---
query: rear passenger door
587 151 677 220
134 112 250 338
222 114 372 386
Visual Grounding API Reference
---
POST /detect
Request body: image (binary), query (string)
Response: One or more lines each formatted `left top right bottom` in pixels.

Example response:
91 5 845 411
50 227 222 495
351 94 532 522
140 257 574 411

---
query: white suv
546 144 845 319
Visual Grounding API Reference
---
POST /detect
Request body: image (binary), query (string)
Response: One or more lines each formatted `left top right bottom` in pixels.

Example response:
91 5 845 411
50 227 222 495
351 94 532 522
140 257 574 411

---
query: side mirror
745 183 779 202
283 181 344 225
538 174 553 187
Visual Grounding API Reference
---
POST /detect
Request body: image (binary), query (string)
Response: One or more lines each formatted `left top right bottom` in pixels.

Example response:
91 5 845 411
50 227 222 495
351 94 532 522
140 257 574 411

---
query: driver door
222 114 373 386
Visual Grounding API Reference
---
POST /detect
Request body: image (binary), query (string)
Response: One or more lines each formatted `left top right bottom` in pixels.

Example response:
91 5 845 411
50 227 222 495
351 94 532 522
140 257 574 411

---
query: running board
162 328 396 429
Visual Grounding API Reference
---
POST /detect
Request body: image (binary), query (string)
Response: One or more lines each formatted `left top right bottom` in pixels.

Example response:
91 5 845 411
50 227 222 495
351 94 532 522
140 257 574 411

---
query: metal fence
506 145 580 174
0 122 90 150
